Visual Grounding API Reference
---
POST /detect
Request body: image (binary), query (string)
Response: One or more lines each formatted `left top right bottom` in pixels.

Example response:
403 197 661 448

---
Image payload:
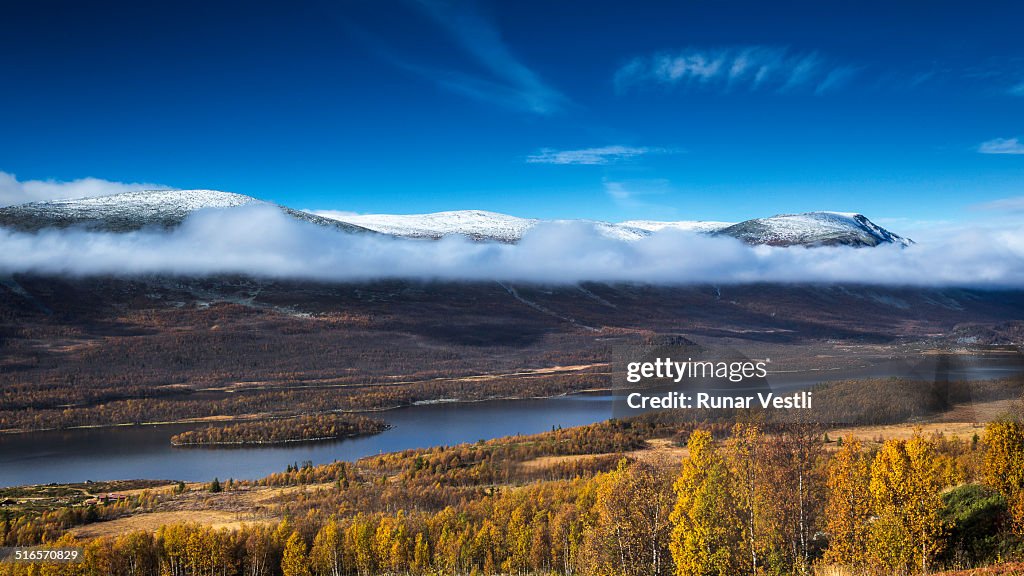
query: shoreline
0 387 615 436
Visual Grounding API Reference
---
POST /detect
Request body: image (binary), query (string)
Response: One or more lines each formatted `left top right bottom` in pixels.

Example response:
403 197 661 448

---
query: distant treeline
170 414 389 446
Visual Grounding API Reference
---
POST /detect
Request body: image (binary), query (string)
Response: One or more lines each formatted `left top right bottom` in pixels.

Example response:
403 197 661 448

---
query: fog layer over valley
0 203 1021 286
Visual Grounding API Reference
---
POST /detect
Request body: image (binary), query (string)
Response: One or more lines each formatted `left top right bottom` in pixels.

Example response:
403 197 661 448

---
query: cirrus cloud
526 145 679 165
615 46 857 95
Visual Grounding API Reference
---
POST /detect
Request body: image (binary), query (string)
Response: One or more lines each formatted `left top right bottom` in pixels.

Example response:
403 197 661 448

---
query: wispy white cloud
526 145 677 165
602 178 672 210
0 171 172 207
973 196 1024 212
978 137 1024 155
1009 80 1024 96
407 0 567 115
603 181 632 202
615 46 857 95
815 66 859 95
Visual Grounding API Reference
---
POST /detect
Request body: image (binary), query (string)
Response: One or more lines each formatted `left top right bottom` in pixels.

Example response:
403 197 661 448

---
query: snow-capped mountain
320 209 909 247
0 191 911 248
714 212 913 247
0 190 371 233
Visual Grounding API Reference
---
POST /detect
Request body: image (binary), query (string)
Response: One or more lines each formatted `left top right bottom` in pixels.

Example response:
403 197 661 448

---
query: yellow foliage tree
727 423 763 576
592 458 673 576
411 531 431 575
311 520 345 576
346 515 376 576
670 429 747 576
983 420 1024 533
868 433 945 575
823 437 872 567
281 532 311 576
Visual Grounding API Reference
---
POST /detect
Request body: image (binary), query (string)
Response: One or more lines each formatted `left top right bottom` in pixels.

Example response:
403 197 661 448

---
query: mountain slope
321 210 720 243
0 190 372 234
330 210 537 242
0 191 911 248
714 212 913 247
324 209 909 247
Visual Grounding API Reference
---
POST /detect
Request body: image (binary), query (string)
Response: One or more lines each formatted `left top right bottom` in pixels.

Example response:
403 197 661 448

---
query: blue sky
2 0 1023 227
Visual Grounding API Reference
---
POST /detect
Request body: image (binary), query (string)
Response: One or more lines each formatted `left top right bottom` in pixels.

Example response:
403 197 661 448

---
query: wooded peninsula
169 414 389 447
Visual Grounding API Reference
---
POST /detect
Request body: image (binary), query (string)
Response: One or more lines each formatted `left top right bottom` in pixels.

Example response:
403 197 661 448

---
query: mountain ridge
714 211 913 247
319 208 911 247
0 189 372 234
0 189 912 247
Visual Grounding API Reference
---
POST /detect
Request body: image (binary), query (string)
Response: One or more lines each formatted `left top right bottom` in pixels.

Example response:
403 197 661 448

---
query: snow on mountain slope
320 210 657 242
588 222 649 241
57 189 256 212
331 210 538 242
320 209 910 247
0 191 911 249
715 212 912 247
0 190 371 233
620 220 734 233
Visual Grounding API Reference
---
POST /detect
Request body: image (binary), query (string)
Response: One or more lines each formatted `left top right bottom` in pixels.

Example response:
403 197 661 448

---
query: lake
0 393 616 487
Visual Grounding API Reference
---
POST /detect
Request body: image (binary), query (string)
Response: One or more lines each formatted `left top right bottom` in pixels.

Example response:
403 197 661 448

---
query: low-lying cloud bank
0 171 171 207
1 204 1022 287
